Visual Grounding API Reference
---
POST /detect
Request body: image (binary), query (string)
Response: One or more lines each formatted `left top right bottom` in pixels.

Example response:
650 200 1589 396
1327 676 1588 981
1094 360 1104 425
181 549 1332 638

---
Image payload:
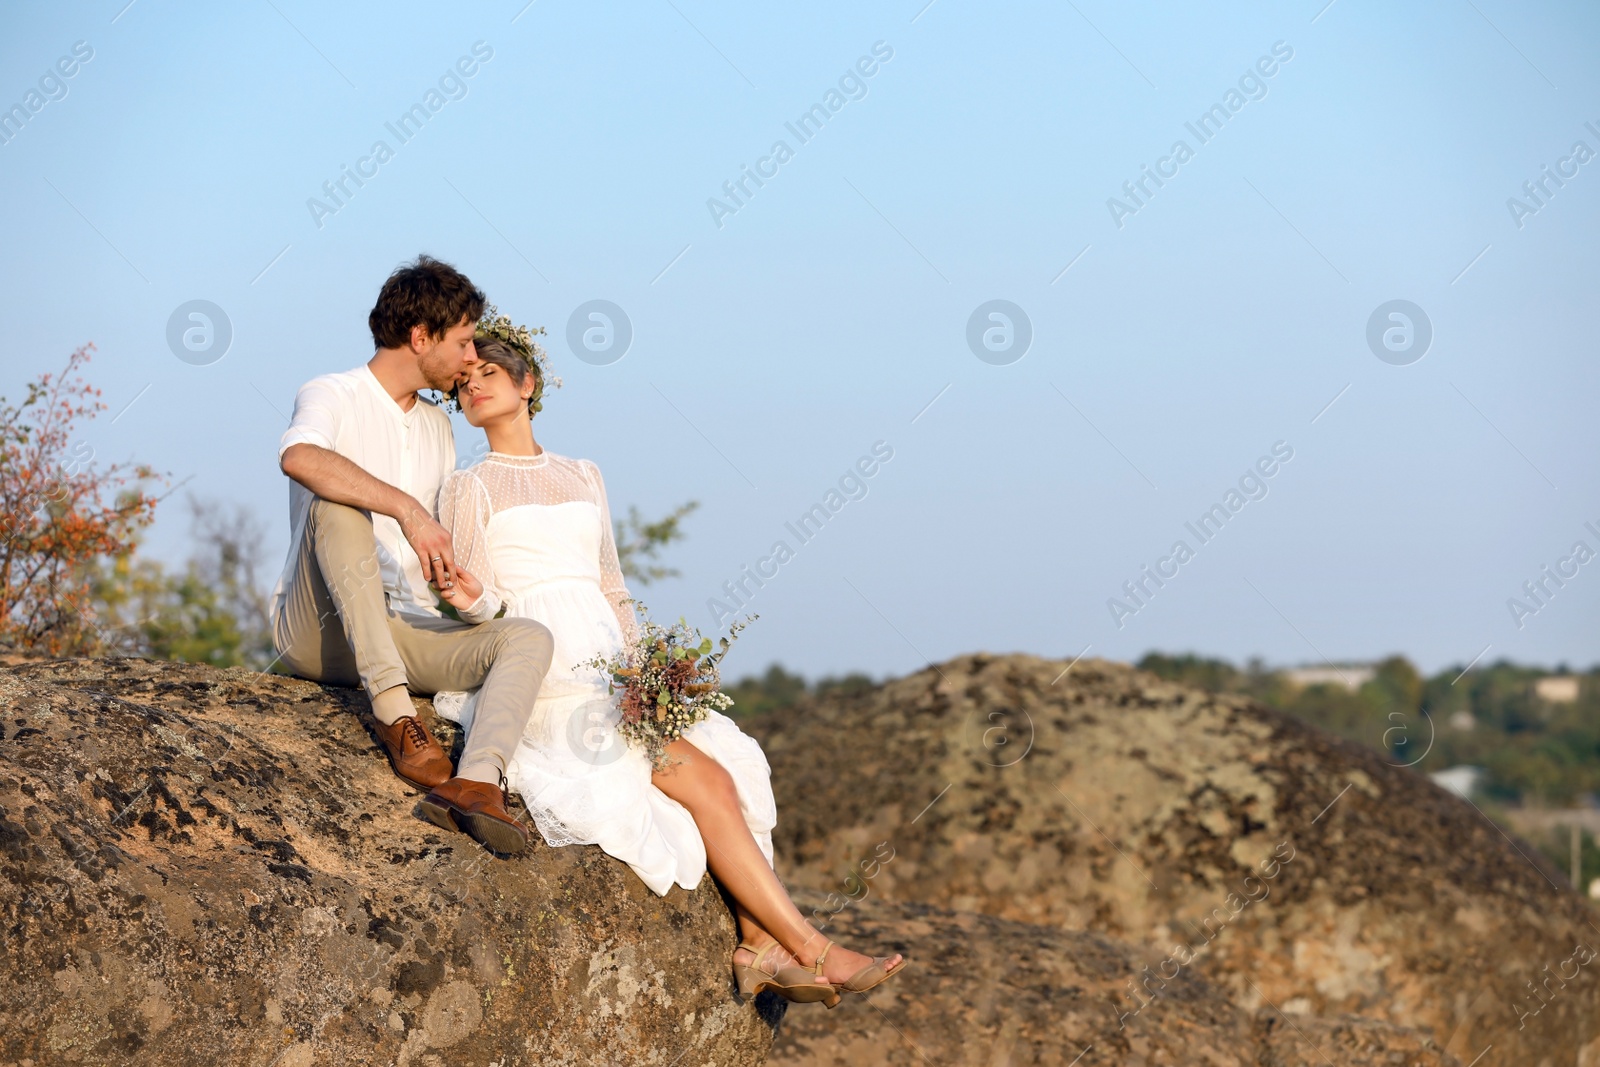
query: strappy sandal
733 941 839 1006
812 939 909 1005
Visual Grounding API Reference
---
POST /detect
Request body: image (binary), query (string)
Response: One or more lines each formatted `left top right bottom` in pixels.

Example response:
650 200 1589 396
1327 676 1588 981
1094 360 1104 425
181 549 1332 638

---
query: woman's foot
794 938 905 990
733 939 819 982
732 938 837 1004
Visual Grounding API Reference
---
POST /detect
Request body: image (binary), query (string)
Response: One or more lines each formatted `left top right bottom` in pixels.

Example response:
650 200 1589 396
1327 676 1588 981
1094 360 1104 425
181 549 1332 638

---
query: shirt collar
360 363 421 421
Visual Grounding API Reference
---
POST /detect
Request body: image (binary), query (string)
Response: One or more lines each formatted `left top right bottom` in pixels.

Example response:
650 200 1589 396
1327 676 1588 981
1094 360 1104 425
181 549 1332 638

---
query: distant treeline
722 664 875 720
1134 652 1599 807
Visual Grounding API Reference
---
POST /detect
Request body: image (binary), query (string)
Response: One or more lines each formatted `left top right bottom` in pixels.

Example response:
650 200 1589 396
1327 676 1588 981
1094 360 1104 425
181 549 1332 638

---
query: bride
424 311 906 1007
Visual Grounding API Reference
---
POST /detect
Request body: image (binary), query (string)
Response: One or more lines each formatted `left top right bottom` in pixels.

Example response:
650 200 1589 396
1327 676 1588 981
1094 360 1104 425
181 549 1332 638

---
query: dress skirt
433 576 777 896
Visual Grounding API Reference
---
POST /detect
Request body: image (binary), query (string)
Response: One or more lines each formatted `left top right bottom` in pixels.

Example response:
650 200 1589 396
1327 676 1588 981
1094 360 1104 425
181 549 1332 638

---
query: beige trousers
272 498 553 777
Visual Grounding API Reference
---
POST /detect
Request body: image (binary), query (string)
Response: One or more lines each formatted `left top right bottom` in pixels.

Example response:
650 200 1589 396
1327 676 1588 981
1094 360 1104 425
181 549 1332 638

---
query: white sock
370 686 413 726
457 760 503 786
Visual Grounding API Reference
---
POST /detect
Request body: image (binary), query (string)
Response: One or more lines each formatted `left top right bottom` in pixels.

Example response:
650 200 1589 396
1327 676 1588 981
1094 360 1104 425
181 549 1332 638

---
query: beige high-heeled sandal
811 939 909 1006
733 941 839 1006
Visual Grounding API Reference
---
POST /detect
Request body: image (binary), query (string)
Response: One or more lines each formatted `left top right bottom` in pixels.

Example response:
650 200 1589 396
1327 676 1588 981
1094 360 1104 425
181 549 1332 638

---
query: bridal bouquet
583 605 752 771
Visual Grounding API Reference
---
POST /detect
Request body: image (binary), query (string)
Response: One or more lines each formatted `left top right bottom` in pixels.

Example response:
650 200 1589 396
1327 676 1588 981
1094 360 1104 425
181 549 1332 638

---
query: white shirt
269 364 457 630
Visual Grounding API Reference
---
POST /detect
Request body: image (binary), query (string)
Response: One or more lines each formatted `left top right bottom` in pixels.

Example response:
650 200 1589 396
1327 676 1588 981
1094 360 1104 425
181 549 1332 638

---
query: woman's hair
368 254 486 350
470 335 540 417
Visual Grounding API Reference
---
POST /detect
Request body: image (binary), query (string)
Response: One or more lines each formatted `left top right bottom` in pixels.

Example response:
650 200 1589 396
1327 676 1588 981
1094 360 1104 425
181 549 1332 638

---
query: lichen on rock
749 652 1597 1066
0 657 783 1065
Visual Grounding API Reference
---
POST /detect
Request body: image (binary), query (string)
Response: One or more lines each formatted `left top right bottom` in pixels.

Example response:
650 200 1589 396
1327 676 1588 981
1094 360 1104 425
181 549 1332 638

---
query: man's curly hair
368 255 486 349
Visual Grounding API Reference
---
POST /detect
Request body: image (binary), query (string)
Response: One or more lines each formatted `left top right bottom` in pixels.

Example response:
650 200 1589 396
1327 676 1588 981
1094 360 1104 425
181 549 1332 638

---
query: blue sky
2 0 1597 682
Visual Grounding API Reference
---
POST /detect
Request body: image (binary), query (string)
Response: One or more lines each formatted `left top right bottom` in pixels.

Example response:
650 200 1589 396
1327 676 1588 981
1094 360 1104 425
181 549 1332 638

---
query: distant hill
746 651 1599 1066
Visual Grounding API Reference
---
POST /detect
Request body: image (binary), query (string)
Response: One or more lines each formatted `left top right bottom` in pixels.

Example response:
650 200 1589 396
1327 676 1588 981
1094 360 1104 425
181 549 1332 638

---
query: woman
429 312 906 1007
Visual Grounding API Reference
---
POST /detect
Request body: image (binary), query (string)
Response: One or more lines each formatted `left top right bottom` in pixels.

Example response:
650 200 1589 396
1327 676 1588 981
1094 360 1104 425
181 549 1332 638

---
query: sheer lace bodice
437 450 639 644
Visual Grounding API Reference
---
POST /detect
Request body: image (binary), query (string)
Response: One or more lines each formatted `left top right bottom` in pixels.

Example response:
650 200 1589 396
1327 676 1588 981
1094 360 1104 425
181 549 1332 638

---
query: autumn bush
0 345 160 655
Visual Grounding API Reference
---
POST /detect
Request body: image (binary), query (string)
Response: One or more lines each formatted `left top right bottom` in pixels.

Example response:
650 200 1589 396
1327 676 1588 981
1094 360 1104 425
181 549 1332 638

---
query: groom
269 254 553 856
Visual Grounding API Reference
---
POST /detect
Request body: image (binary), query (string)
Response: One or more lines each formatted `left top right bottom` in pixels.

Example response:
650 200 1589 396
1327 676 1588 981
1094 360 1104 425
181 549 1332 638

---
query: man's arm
280 442 457 588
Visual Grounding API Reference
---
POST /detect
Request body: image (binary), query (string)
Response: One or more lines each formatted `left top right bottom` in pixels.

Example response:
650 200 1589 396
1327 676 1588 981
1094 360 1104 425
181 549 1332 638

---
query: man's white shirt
270 364 457 630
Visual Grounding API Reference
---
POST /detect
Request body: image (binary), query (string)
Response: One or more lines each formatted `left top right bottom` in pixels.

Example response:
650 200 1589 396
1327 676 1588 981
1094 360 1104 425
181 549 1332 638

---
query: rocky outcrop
771 887 1454 1067
0 657 782 1066
749 653 1600 1066
8 649 1593 1066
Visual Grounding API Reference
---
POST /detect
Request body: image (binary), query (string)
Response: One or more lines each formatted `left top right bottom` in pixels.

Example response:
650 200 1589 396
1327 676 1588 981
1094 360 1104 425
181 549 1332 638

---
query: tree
615 500 699 585
1135 651 1245 694
93 552 247 667
92 496 274 669
182 496 273 661
0 345 160 655
723 663 809 719
718 664 879 720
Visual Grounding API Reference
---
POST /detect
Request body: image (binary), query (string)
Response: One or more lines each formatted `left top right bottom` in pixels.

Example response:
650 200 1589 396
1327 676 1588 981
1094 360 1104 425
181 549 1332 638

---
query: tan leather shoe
368 714 454 791
810 939 908 1007
415 776 529 856
733 941 839 1006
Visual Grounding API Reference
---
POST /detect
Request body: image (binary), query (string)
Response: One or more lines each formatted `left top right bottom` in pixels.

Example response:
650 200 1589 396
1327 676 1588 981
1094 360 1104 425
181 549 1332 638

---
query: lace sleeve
437 470 503 624
583 458 641 646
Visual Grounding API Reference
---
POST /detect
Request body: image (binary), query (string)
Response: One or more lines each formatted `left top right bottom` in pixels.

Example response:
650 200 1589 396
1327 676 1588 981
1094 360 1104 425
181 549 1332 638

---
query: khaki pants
273 498 553 777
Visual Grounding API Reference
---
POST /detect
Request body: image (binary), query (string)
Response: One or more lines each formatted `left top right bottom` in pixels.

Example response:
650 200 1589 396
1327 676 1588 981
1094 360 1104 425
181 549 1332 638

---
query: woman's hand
435 564 484 608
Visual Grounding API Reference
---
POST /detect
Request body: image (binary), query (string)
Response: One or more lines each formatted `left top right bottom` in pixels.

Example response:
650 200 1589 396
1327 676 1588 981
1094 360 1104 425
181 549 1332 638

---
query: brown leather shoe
368 714 454 791
415 776 529 856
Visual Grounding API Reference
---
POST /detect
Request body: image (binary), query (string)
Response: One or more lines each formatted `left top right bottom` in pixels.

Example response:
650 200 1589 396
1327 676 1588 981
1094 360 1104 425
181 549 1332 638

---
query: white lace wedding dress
430 449 777 896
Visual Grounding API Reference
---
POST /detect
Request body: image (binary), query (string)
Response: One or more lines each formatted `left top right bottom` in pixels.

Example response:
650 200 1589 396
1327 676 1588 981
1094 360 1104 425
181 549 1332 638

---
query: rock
748 653 1598 1065
769 887 1453 1066
0 657 782 1066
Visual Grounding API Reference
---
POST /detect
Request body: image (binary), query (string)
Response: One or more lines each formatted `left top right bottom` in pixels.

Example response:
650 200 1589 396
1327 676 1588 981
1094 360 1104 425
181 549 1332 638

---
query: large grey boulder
748 652 1596 1066
0 657 782 1066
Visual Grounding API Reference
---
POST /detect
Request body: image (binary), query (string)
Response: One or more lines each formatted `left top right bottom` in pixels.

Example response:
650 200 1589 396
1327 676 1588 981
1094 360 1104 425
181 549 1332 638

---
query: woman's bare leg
650 738 901 984
731 902 784 966
728 904 832 981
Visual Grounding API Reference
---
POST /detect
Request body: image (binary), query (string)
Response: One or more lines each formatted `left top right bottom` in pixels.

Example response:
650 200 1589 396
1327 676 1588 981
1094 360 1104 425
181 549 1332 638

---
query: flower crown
470 304 561 415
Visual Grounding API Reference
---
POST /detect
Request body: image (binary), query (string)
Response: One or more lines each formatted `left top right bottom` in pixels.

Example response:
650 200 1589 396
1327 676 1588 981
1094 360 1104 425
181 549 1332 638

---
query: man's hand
436 565 484 610
281 445 454 586
400 503 455 587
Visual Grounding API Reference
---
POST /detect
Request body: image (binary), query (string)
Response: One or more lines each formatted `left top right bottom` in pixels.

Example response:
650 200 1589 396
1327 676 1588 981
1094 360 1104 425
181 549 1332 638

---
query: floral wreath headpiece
463 304 561 415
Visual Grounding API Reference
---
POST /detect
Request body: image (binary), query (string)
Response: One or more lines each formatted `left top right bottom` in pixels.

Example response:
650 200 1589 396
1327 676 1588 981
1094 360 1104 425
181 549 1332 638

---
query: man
270 254 552 856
